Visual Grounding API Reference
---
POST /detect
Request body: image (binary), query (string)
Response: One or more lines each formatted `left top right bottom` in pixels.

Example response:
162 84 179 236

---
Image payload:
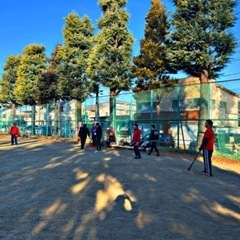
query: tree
132 0 176 92
56 13 94 124
35 49 59 106
0 55 21 122
86 0 134 126
0 55 21 106
14 44 47 132
38 71 58 105
169 0 237 146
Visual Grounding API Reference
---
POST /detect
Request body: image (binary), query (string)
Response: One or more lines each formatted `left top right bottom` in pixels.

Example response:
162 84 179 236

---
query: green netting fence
1 79 239 158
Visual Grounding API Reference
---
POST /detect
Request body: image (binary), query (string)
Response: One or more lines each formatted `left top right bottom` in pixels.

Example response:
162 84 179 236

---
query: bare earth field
0 135 239 240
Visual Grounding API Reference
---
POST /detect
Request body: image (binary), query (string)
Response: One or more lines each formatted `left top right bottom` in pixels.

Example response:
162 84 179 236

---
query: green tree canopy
86 0 134 124
14 44 47 106
87 0 133 92
35 45 60 105
132 0 176 91
169 0 237 81
0 55 21 107
56 13 94 102
169 0 237 148
35 72 59 105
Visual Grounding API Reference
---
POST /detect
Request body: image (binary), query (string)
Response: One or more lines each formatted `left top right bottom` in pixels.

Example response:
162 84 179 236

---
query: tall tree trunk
45 103 50 136
197 69 209 149
54 101 58 137
11 103 16 124
109 89 116 129
75 101 82 129
58 100 61 138
95 84 99 122
31 105 36 135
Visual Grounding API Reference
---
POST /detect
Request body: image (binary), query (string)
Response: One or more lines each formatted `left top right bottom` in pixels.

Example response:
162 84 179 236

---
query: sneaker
156 154 160 156
148 153 151 155
94 150 98 153
205 173 213 177
201 171 206 175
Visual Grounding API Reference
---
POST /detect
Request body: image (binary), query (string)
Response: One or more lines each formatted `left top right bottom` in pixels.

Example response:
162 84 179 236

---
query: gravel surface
0 136 239 240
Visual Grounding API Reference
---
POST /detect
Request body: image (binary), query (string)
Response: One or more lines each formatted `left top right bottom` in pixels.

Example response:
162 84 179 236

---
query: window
172 98 199 110
220 101 227 113
187 98 199 109
210 100 215 110
172 100 178 110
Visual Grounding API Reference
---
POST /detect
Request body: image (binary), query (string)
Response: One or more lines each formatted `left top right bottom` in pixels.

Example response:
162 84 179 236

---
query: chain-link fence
1 79 239 158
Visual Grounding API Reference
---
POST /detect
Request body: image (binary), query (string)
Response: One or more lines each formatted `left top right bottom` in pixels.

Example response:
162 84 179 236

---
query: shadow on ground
0 138 239 240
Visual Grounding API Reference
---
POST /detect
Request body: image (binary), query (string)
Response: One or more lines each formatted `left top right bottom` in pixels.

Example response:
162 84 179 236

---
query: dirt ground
0 135 239 240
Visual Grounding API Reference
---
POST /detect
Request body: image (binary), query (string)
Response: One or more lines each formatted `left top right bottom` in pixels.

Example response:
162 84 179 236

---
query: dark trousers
92 136 96 146
11 134 18 145
134 142 141 157
203 149 213 176
80 136 87 149
95 138 102 151
149 141 159 155
107 136 116 147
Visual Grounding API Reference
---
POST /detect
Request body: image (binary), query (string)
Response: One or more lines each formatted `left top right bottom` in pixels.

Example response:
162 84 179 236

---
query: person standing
199 119 215 177
95 122 102 153
148 124 160 156
10 123 20 145
78 123 90 150
91 124 97 147
132 123 141 159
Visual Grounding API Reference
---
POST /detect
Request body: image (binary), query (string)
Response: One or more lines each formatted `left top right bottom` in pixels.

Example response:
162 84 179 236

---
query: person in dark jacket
95 122 103 152
78 123 90 150
148 124 160 156
91 124 97 146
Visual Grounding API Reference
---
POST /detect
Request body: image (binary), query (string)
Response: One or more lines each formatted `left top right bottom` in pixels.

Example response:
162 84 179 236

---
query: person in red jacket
199 119 215 177
132 123 141 159
10 123 20 145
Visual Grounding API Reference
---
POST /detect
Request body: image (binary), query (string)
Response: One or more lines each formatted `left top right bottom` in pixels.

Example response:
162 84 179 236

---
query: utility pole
95 83 100 122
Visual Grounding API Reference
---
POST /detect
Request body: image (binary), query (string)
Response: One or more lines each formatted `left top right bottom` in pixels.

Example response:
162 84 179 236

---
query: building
134 77 239 147
85 101 136 122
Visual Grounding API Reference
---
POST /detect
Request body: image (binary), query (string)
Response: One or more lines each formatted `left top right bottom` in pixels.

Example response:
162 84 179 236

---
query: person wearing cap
148 124 160 156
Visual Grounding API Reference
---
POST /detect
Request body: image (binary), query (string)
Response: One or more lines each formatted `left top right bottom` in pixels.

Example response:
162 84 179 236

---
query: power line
221 72 240 77
216 78 240 84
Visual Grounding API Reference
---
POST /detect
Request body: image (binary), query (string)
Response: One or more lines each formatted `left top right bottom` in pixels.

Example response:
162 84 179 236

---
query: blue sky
0 0 239 94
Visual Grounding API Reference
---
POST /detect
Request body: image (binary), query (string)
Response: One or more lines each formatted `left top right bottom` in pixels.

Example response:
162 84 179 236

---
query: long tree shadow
0 141 239 239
